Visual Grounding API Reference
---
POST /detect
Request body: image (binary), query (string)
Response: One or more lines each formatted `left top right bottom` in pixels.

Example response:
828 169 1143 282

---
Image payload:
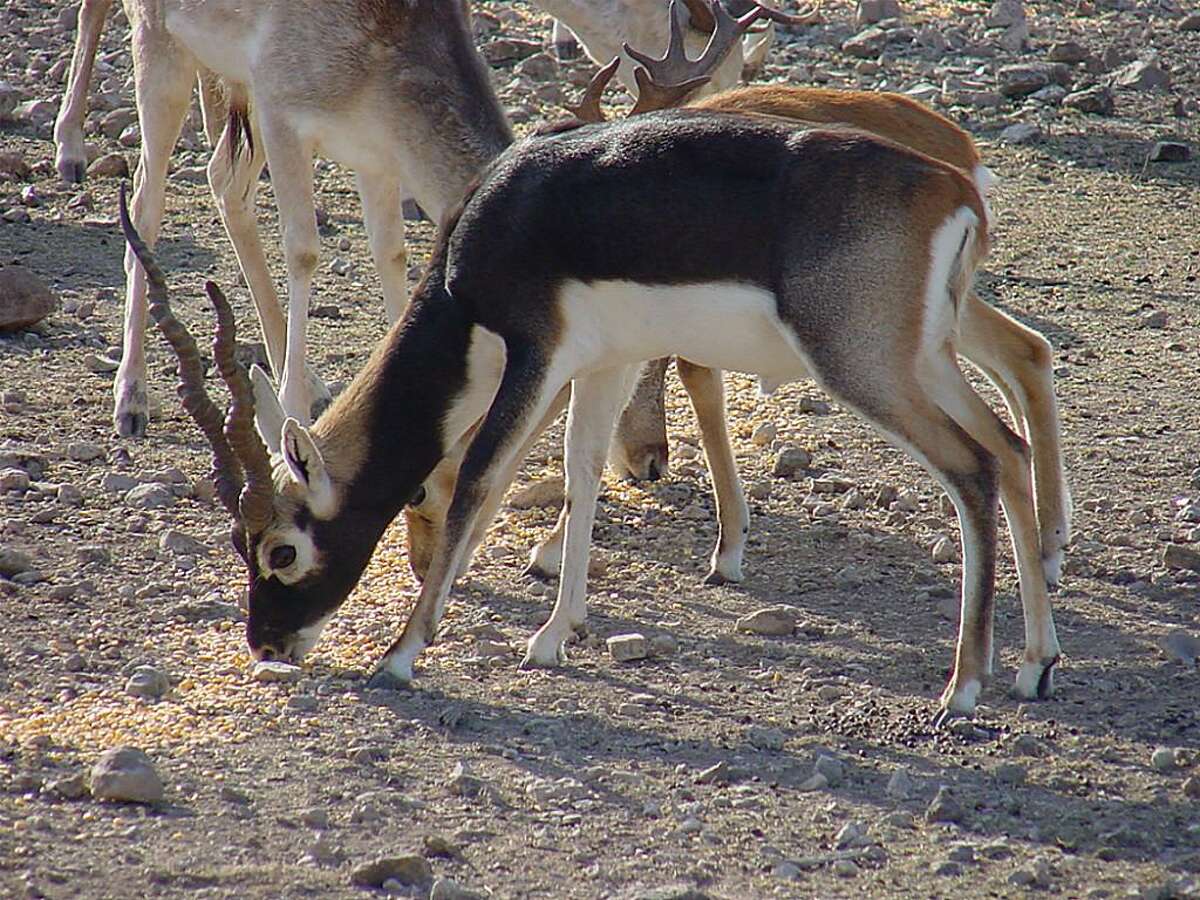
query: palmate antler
117 185 275 534
567 0 819 123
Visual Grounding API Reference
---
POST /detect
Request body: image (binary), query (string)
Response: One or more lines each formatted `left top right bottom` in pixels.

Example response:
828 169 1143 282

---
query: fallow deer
55 0 512 438
119 2 1063 719
535 0 816 94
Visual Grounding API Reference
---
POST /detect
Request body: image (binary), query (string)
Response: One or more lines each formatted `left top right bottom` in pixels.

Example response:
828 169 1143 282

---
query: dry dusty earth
1 0 1199 898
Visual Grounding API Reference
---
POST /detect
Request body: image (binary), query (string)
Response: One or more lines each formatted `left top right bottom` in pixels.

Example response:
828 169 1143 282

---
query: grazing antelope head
117 187 470 663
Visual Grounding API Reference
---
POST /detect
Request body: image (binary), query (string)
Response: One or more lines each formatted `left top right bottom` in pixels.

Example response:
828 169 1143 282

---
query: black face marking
243 271 472 656
407 484 426 508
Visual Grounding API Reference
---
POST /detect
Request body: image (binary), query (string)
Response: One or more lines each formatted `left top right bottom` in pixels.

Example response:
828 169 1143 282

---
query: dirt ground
1 0 1199 898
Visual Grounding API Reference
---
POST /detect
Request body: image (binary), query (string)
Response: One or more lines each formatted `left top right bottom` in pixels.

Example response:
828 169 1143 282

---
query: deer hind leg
524 365 642 668
356 173 410 325
196 70 227 148
53 0 113 183
611 356 671 481
254 113 322 424
920 350 1061 707
676 360 750 585
114 33 195 437
373 345 563 686
959 294 1071 586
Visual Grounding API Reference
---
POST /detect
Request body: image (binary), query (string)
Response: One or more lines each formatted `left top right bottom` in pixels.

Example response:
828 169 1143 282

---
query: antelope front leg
357 173 409 325
53 0 113 183
676 360 749 584
371 346 563 686
114 34 195 437
524 366 641 668
257 116 320 424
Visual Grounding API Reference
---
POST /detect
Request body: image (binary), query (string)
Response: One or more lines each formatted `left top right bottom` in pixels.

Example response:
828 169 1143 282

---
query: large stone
126 666 170 700
507 476 564 509
349 855 433 888
999 64 1069 97
1163 544 1200 573
736 606 799 636
0 151 31 180
856 0 902 27
1062 85 1114 115
842 26 890 58
0 267 57 331
985 0 1025 28
124 483 174 509
1047 41 1089 64
252 661 304 683
482 38 541 64
0 546 34 578
89 747 164 804
607 633 649 662
1113 57 1170 91
86 152 129 179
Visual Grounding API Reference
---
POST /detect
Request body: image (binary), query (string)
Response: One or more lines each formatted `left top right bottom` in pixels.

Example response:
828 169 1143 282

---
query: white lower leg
525 367 638 666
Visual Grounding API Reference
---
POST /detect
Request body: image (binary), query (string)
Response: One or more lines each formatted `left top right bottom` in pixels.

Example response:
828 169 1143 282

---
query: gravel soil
1 1 1198 898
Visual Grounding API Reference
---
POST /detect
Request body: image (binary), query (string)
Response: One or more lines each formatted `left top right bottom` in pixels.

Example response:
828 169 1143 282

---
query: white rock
607 633 648 662
252 661 304 683
735 605 799 636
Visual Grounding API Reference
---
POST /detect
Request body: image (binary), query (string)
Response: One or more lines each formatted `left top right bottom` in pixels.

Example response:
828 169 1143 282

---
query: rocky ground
1 0 1199 897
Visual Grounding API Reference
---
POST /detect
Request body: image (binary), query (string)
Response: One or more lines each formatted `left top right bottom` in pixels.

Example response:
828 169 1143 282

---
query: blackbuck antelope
56 0 511 437
405 54 1071 598
121 78 1063 720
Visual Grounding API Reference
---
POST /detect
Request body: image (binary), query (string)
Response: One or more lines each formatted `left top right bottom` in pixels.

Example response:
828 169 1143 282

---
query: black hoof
58 158 87 184
703 570 730 586
115 412 148 439
931 707 966 730
401 199 428 222
309 395 331 421
522 561 558 582
1036 655 1059 699
365 670 410 691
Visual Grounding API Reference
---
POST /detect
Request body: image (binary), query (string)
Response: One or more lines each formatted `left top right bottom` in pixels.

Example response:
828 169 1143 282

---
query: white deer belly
556 280 811 385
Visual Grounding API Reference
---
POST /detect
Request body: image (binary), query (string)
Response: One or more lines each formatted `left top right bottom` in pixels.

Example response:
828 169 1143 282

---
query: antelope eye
269 545 297 570
407 485 427 508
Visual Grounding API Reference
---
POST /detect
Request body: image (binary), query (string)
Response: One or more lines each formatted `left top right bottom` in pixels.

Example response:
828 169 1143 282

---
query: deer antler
206 281 275 533
627 1 813 109
565 56 621 124
117 185 246 520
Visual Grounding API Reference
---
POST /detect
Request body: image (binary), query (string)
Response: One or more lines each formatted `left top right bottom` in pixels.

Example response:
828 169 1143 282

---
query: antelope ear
251 364 285 455
281 418 336 517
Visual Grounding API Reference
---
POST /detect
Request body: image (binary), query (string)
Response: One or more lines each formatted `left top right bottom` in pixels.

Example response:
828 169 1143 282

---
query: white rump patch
971 164 996 228
920 206 980 361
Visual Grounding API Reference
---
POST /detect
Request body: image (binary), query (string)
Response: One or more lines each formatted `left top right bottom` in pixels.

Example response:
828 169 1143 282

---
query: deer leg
114 35 195 437
524 365 642 668
959 294 1071 586
196 70 228 148
922 351 1061 708
550 19 580 61
53 0 113 183
255 114 321 424
205 108 287 383
403 385 569 582
356 172 409 324
610 356 671 481
676 360 749 585
373 345 562 685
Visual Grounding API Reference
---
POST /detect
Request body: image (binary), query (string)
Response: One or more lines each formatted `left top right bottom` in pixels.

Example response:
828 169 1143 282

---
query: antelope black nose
645 458 663 481
258 644 280 661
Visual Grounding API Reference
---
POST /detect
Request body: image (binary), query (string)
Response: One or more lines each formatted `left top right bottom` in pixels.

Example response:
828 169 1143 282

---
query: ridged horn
205 281 275 533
